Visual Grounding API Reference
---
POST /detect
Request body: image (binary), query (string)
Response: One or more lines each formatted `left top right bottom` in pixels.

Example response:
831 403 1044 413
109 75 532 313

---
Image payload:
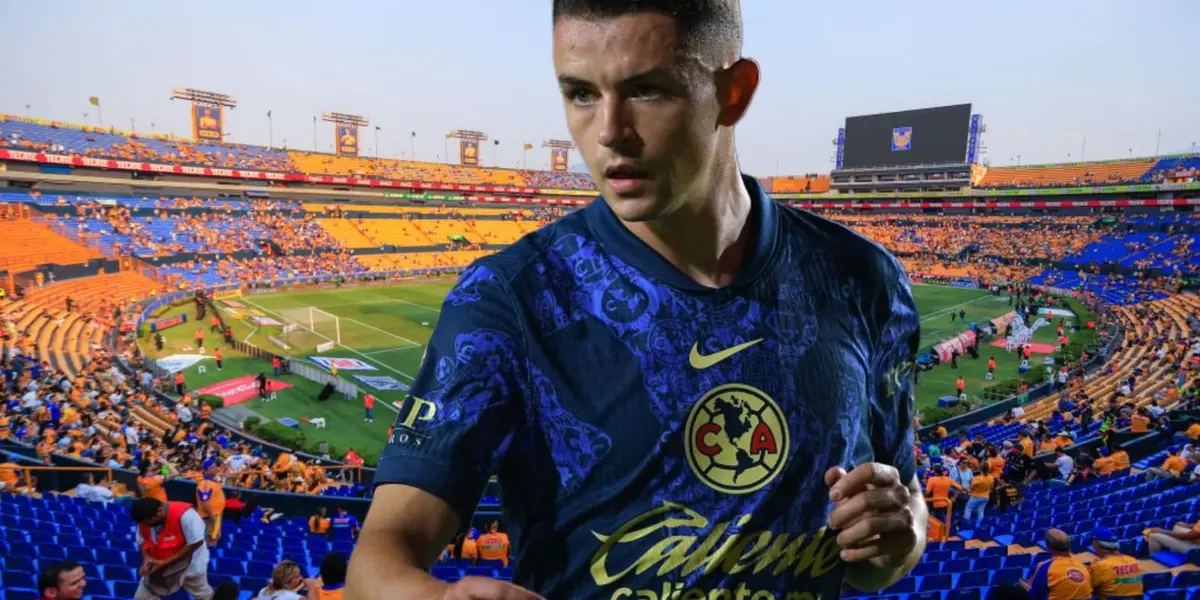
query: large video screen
841 104 972 169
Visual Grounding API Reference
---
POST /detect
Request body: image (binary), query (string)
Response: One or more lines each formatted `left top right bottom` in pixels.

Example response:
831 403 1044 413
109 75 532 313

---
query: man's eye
566 89 597 105
632 85 663 100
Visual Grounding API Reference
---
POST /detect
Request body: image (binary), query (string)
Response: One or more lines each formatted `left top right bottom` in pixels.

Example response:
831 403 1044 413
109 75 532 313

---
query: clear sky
2 0 1197 175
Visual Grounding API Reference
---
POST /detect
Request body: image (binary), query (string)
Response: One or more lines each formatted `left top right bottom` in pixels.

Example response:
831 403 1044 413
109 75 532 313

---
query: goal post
309 307 341 345
275 306 341 348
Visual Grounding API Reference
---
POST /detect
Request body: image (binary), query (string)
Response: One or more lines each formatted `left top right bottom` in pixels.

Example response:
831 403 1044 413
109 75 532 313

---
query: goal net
276 306 341 347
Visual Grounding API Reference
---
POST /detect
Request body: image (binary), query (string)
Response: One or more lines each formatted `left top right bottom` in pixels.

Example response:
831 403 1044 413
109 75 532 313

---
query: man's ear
715 58 760 127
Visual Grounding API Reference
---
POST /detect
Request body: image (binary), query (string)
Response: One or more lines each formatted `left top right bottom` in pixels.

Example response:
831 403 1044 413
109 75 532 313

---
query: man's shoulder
776 203 909 293
444 209 590 305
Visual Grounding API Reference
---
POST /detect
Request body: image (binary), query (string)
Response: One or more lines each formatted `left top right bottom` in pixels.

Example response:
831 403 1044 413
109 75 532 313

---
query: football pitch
204 281 1027 462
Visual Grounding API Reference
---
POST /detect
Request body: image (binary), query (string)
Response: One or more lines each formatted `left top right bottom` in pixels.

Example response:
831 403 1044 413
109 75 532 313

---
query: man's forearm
843 481 928 592
157 541 202 571
346 530 449 600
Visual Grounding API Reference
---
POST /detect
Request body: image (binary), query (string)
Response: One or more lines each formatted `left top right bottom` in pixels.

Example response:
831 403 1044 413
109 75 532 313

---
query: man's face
553 12 723 222
53 567 86 600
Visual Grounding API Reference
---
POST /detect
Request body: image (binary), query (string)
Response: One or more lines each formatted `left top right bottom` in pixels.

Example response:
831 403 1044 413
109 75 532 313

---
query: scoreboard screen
841 104 972 169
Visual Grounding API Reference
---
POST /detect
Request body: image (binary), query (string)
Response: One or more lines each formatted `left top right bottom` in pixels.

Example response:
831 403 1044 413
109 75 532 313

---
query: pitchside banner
551 147 569 172
337 125 359 157
460 139 479 166
352 374 410 392
309 356 377 371
934 330 977 364
192 105 223 142
149 313 188 333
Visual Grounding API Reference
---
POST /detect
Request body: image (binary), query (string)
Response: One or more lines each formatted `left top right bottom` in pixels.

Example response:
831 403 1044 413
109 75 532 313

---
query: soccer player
349 1 926 598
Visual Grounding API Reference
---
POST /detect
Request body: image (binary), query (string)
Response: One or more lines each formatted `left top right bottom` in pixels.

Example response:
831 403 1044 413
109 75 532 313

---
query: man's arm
152 508 207 573
347 484 541 600
346 484 460 599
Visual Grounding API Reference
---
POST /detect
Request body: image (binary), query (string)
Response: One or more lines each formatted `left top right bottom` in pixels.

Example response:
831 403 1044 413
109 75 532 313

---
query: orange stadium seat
0 219 102 274
771 175 832 193
288 152 528 187
979 159 1156 188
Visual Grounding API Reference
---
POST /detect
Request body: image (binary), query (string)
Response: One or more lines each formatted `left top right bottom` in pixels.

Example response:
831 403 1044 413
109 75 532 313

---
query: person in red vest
956 376 965 397
131 497 213 600
194 328 205 350
272 356 282 377
213 348 223 371
987 356 996 381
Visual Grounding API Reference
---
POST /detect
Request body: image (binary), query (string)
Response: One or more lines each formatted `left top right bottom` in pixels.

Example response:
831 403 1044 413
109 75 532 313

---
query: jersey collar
584 174 779 292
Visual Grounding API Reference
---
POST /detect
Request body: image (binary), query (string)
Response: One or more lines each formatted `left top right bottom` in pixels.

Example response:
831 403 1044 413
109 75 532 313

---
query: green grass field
143 280 1063 463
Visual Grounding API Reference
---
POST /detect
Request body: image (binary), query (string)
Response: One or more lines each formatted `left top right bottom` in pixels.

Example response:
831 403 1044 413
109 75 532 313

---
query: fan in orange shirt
476 520 512 567
137 462 170 503
924 466 962 513
196 460 226 546
310 506 332 534
447 531 479 564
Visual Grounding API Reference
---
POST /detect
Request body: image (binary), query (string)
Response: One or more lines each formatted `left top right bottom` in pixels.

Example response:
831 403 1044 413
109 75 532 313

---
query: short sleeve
374 265 527 521
180 509 206 545
870 263 920 484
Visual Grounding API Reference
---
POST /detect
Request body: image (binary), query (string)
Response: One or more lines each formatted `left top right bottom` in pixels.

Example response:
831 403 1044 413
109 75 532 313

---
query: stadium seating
0 117 294 171
288 152 528 187
770 174 832 193
0 218 102 274
978 159 1157 188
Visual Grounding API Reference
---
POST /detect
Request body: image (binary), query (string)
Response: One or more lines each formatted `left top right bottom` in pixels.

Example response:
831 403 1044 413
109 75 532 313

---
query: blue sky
1 0 1197 175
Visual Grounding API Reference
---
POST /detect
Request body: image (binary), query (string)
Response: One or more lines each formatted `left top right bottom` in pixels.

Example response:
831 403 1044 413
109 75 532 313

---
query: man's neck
622 165 752 289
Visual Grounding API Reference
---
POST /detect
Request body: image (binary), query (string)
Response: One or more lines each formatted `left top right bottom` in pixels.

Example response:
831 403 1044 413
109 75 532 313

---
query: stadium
2 5 1200 600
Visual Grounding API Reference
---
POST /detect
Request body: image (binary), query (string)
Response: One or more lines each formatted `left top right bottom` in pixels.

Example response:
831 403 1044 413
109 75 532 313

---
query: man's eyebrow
556 67 678 88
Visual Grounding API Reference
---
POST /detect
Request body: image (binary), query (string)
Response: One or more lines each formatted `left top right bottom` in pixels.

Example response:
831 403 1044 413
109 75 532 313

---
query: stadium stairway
8 271 160 375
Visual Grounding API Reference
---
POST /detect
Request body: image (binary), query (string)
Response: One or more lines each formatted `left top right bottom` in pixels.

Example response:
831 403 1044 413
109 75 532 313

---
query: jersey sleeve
374 264 528 521
870 262 920 484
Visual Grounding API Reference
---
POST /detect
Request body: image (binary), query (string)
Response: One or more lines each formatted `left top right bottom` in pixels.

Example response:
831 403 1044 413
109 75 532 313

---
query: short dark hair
38 560 81 594
131 497 163 523
552 0 742 62
212 581 241 600
319 551 348 587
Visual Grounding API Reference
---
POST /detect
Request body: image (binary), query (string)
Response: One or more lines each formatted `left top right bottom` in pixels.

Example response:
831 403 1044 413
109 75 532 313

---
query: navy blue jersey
378 175 919 599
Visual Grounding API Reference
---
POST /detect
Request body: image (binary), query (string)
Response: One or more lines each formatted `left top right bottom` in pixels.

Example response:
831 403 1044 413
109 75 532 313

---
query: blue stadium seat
246 560 274 578
942 558 971 574
1173 570 1200 588
1003 554 1034 569
241 578 269 594
908 593 941 600
972 556 1002 571
945 589 981 600
919 574 952 591
1147 590 1187 600
83 578 110 597
102 565 137 583
112 581 140 598
3 571 37 590
957 570 990 588
991 567 1024 585
6 556 36 573
910 563 940 576
1145 572 1174 591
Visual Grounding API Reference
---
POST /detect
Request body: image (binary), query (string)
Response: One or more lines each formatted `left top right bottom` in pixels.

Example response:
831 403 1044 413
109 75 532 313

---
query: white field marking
241 298 416 398
919 293 1005 323
364 345 423 357
289 296 443 313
